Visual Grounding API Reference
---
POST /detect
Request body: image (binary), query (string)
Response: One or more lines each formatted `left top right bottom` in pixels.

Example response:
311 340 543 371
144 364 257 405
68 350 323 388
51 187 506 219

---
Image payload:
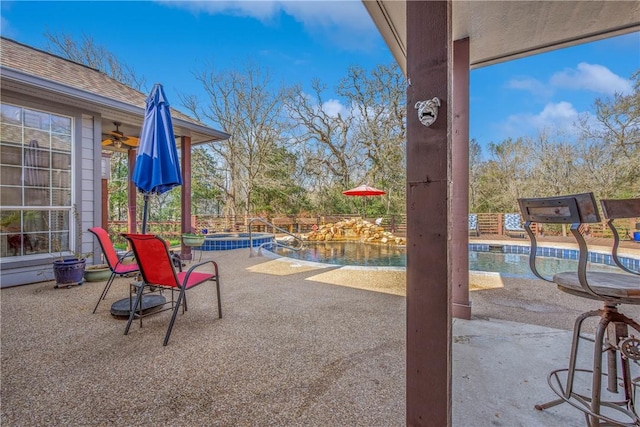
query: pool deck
1 238 639 426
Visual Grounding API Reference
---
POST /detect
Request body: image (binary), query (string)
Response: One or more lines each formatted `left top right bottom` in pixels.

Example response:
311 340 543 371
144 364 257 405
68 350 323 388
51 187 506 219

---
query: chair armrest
179 260 220 288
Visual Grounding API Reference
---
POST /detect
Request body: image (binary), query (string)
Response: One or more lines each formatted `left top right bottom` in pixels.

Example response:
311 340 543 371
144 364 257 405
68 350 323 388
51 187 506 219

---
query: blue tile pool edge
469 243 640 272
192 235 276 251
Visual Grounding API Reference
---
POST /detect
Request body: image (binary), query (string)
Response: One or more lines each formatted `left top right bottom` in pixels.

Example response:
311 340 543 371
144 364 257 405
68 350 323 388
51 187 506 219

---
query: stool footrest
537 367 639 426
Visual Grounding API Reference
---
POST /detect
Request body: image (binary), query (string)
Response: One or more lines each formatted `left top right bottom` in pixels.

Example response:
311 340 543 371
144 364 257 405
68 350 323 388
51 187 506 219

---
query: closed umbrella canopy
342 184 386 197
132 83 182 233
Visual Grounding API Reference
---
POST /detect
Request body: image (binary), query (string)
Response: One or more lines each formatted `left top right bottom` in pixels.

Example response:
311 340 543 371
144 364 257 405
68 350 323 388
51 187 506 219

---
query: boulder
300 218 405 246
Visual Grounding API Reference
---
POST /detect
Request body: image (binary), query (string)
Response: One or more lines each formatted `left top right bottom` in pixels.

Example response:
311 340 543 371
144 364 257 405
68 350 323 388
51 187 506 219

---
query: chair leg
539 306 640 426
163 288 186 346
92 273 116 314
588 314 610 426
536 309 601 411
124 282 145 336
215 276 222 318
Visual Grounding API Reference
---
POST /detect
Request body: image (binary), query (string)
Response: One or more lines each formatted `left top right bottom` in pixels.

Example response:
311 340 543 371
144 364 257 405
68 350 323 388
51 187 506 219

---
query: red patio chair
122 233 222 346
88 227 140 314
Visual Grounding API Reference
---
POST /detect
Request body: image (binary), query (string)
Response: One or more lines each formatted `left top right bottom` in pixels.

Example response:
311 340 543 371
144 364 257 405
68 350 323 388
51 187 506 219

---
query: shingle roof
0 37 229 142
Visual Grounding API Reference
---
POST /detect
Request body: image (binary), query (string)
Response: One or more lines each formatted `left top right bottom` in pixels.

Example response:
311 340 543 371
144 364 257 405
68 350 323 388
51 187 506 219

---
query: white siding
80 115 96 262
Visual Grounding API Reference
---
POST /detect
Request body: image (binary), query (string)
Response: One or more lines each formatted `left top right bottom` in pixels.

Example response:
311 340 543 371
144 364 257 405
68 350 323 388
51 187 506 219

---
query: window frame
0 102 75 260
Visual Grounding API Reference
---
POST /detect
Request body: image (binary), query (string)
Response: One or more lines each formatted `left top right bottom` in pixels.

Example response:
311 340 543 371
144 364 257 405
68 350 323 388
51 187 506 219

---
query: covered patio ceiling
364 0 640 73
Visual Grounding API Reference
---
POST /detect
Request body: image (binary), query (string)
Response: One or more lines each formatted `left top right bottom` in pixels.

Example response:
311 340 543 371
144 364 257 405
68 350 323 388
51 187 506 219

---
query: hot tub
199 232 275 251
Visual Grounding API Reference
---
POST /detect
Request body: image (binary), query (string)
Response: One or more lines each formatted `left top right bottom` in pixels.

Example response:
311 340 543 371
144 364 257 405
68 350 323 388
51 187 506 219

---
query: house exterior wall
0 91 101 287
80 114 99 260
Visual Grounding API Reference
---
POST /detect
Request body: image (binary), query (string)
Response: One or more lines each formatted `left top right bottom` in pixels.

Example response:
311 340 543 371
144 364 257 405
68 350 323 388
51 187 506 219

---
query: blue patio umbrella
132 83 182 234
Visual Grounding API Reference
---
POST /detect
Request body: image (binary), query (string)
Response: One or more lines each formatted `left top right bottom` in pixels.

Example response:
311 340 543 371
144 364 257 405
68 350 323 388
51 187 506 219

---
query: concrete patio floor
1 246 639 426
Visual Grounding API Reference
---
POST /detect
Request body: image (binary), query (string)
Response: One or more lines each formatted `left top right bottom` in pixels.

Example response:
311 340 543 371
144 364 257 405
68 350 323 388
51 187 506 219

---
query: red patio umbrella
342 184 387 197
342 184 386 216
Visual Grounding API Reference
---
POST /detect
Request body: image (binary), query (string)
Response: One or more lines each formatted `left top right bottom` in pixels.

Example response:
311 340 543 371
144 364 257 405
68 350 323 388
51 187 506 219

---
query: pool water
269 241 633 279
469 251 621 278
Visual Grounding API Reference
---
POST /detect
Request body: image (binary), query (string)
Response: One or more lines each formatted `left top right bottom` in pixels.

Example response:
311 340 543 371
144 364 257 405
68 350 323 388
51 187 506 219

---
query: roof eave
1 66 230 144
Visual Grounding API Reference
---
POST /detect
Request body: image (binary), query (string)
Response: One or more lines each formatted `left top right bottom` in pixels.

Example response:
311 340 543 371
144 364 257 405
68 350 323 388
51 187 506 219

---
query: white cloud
505 77 553 98
500 101 581 139
550 62 633 96
322 98 348 118
160 1 280 21
158 0 377 51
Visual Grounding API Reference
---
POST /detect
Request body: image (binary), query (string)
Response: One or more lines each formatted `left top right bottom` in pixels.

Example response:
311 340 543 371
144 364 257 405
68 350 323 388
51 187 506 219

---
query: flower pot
182 235 205 247
53 258 86 288
84 264 111 282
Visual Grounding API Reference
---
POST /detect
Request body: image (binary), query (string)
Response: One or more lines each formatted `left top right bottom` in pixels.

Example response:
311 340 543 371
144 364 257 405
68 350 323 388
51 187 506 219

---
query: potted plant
182 231 205 247
50 205 89 288
83 264 111 282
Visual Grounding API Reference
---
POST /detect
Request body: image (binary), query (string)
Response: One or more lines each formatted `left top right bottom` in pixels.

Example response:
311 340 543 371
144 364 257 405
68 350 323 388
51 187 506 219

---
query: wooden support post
452 37 471 320
180 136 193 260
127 149 137 234
406 1 452 425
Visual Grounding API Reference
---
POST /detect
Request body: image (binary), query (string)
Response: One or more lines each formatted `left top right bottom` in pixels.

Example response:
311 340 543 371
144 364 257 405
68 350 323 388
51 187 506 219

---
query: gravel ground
1 249 406 427
2 245 638 426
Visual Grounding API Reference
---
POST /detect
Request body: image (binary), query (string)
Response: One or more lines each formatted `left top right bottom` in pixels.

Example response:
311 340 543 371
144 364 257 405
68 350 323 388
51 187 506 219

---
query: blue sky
2 1 639 155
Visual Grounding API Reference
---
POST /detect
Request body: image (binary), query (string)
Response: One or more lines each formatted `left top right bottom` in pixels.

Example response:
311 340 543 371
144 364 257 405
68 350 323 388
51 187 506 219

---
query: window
0 103 73 258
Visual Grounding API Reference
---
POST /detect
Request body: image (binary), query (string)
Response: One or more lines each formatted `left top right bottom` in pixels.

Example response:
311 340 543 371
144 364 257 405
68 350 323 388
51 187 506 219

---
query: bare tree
574 69 639 197
573 136 638 199
468 139 483 211
44 31 146 90
525 129 578 197
181 61 287 217
337 63 406 214
479 138 531 212
107 152 129 221
191 147 224 215
283 79 359 192
576 70 639 157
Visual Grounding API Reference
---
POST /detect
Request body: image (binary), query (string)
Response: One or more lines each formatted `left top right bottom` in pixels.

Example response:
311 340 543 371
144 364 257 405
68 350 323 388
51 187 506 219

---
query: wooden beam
127 149 137 234
180 136 192 260
406 1 452 426
452 37 471 320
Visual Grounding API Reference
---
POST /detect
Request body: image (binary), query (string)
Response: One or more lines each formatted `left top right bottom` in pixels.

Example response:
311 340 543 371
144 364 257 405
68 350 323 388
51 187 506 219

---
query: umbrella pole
141 194 150 234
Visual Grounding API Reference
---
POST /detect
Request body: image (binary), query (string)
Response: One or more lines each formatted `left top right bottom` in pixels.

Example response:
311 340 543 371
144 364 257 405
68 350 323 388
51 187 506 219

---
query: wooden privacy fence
475 213 637 238
108 221 182 246
107 213 638 242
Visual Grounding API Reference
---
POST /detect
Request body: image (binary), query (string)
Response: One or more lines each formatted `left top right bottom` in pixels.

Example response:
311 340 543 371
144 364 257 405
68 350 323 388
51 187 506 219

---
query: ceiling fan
101 122 139 149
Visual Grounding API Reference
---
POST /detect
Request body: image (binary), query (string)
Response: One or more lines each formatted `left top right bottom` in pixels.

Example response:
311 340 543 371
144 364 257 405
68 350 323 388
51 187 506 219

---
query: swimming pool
267 241 639 278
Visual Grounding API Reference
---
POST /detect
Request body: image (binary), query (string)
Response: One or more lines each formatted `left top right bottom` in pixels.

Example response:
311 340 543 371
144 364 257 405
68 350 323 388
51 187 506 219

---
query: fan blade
123 136 139 147
101 138 113 146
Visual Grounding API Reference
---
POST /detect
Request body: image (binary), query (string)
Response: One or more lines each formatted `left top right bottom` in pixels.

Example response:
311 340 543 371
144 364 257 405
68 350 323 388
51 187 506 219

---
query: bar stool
518 193 640 426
